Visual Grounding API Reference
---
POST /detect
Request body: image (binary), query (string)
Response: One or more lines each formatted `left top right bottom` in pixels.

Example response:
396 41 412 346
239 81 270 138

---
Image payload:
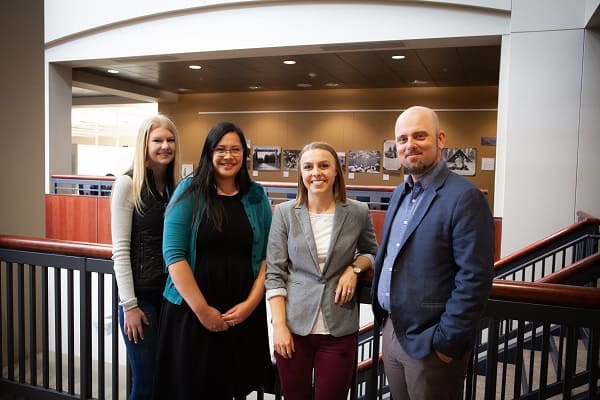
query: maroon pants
275 333 357 400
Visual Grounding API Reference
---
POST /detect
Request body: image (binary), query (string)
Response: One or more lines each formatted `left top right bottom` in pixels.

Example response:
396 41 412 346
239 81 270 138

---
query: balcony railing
50 175 396 210
3 214 598 399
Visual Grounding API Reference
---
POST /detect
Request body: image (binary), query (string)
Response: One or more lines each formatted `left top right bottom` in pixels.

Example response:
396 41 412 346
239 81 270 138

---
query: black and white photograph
382 140 401 173
480 136 497 146
336 152 346 172
442 147 477 176
348 150 381 173
283 149 300 170
253 146 281 171
246 139 252 169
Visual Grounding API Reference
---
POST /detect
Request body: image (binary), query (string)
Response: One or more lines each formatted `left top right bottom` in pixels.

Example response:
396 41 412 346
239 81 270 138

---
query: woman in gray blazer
266 142 378 400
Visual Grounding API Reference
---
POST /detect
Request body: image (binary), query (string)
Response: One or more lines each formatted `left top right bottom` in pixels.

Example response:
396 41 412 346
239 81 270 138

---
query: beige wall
0 1 45 236
161 85 498 209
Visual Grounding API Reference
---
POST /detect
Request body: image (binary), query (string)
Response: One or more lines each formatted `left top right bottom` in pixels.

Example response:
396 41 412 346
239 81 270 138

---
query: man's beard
403 160 435 176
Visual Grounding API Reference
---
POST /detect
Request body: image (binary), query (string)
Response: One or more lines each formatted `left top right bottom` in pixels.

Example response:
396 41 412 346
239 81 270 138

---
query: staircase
355 214 600 400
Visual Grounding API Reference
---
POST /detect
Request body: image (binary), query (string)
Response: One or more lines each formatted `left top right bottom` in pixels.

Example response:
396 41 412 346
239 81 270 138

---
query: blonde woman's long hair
130 114 181 214
295 142 347 206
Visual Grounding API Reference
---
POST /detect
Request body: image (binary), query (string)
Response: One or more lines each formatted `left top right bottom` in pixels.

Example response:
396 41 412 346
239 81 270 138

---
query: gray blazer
266 199 378 337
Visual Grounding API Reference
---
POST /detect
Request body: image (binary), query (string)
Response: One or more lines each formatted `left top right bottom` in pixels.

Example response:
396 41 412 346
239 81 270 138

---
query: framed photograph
480 136 496 146
253 146 281 171
442 147 477 176
348 150 381 173
382 140 402 173
337 152 346 172
246 140 252 170
283 150 300 170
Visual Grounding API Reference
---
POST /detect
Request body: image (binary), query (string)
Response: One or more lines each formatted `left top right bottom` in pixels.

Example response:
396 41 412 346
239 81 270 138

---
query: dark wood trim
536 253 600 284
490 280 600 309
0 235 111 259
52 174 116 182
494 215 600 271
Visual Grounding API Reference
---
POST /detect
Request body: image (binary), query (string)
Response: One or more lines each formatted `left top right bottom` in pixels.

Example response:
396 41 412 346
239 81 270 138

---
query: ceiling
72 44 501 99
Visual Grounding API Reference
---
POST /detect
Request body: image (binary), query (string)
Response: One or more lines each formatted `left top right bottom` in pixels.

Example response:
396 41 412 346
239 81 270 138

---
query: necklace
216 187 239 196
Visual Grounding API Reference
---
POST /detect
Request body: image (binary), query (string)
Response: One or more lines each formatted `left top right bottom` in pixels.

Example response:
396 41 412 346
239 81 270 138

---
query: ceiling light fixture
392 55 406 60
283 60 296 65
249 85 261 90
296 83 312 88
324 83 341 87
188 65 202 70
107 69 119 74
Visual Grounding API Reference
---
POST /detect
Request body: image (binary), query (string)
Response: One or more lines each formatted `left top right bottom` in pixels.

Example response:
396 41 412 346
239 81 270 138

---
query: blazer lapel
380 182 409 248
398 165 449 249
294 205 321 272
323 202 349 274
399 189 436 250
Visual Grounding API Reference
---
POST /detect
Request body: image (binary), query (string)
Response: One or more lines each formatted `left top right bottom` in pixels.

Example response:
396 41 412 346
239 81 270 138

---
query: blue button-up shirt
376 161 444 311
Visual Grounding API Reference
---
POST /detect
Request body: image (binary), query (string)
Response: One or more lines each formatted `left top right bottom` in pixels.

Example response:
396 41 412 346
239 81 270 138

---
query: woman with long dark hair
153 122 273 399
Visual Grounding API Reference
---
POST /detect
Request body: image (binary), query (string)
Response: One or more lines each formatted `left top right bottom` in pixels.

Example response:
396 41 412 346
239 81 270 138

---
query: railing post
484 318 499 400
80 261 93 399
366 326 380 400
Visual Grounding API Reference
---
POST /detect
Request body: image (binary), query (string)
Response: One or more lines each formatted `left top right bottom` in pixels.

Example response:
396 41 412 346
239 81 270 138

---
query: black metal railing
50 175 396 210
493 216 600 282
0 236 122 400
3 213 600 399
467 280 600 400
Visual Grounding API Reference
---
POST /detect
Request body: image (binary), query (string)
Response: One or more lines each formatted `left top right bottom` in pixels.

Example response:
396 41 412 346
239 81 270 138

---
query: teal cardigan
162 178 272 305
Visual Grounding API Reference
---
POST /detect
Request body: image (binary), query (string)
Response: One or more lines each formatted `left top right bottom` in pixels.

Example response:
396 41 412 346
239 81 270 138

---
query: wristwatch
351 263 362 275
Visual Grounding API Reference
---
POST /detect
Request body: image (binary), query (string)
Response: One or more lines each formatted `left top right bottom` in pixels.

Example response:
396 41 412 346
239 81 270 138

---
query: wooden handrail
536 252 600 284
494 214 600 271
357 353 383 374
52 174 116 182
51 175 489 195
490 280 600 309
4 233 597 310
0 235 112 259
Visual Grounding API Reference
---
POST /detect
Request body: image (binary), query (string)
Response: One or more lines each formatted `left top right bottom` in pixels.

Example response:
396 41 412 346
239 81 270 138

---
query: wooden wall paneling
161 86 498 212
370 210 386 245
494 217 502 261
97 197 112 244
45 194 98 242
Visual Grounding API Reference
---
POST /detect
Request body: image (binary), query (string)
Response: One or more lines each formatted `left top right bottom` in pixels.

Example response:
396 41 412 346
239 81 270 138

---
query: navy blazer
266 199 378 337
371 163 494 360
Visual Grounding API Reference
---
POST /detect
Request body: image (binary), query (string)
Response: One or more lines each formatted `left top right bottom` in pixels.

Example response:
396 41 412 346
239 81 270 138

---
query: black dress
153 194 272 399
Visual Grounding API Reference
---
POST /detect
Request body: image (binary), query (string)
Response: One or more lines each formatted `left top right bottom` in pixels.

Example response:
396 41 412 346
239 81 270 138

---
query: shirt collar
406 160 445 192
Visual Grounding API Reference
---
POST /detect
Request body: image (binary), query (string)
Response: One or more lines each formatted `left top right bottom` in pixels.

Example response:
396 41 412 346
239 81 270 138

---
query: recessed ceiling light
249 85 261 90
296 83 312 88
410 80 429 85
107 69 119 74
178 88 191 92
283 60 296 65
392 55 406 60
188 65 202 70
325 83 341 87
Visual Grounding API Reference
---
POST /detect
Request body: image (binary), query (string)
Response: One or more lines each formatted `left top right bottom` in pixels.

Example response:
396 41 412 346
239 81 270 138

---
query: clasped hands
196 301 251 333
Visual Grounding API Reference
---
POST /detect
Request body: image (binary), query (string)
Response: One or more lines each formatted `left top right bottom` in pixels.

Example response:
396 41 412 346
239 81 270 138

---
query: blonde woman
111 114 181 400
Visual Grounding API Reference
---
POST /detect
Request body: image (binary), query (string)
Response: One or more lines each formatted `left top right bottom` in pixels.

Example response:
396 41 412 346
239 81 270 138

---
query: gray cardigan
265 199 378 337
